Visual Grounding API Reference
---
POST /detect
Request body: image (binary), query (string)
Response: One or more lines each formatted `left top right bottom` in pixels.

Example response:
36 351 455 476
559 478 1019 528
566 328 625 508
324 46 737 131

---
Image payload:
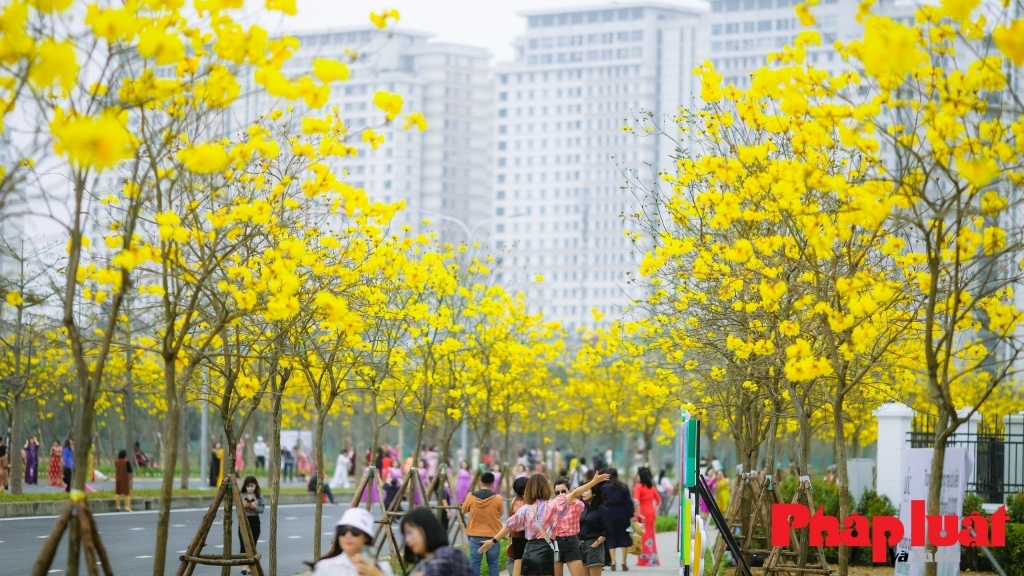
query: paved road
0 502 349 576
19 477 312 494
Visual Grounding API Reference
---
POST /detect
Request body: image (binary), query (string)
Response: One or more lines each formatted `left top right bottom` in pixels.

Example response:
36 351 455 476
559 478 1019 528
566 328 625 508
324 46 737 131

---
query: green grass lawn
656 515 678 532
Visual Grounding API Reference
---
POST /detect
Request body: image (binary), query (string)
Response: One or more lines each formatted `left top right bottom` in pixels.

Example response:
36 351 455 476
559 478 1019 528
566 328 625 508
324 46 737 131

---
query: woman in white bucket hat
311 507 393 576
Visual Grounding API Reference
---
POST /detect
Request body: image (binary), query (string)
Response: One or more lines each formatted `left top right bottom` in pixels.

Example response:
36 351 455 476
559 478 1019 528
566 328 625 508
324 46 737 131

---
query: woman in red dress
633 467 662 566
48 440 63 487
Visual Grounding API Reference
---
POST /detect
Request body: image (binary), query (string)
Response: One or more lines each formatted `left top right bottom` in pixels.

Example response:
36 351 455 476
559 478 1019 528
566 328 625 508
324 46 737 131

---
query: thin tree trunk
269 373 283 576
151 360 180 576
764 408 779 477
923 409 952 576
221 425 236 576
833 395 851 576
313 414 326 560
10 396 23 495
180 402 189 489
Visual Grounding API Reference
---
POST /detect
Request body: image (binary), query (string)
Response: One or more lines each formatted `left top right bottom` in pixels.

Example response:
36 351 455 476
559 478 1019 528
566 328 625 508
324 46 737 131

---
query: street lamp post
418 210 522 465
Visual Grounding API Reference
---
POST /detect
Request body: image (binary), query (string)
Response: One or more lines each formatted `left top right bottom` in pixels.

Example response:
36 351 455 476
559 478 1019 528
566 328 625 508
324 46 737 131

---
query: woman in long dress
296 446 309 484
0 441 9 493
329 450 351 489
633 467 662 567
48 440 63 487
602 467 635 571
698 468 717 521
209 442 223 487
715 470 731 516
454 461 471 503
24 438 39 485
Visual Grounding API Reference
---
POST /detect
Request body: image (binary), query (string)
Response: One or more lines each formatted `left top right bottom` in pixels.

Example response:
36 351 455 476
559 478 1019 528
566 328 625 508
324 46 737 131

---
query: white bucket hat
336 507 375 535
256 436 263 442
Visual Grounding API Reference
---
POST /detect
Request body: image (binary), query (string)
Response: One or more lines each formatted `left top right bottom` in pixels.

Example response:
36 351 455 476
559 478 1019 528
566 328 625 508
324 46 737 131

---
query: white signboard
894 447 972 576
280 430 313 453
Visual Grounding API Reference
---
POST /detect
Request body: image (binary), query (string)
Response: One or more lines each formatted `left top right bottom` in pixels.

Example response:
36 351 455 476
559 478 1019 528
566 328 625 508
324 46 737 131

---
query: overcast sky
257 0 655 63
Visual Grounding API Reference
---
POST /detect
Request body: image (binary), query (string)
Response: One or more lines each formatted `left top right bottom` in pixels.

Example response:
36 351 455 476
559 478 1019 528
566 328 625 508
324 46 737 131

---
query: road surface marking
288 535 301 539
130 527 144 531
177 550 188 553
135 555 152 559
37 535 49 539
257 540 266 543
0 502 341 522
323 531 333 535
48 570 62 573
172 524 186 528
285 516 297 520
215 544 224 548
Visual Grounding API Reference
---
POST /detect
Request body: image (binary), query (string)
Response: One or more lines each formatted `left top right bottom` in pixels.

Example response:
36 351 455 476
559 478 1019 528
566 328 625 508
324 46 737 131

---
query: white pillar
1004 411 1024 503
956 407 981 485
874 402 914 505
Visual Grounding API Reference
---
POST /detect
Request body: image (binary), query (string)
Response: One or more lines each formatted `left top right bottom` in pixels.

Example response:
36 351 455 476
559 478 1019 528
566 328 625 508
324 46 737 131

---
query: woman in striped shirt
478 473 610 576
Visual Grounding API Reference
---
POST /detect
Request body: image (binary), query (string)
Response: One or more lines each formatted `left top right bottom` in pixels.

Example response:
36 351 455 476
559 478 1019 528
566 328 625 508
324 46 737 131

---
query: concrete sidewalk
289 530 710 576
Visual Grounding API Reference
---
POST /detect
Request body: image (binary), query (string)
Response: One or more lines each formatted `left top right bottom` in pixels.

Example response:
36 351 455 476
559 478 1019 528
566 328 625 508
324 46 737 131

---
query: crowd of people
302 460 673 576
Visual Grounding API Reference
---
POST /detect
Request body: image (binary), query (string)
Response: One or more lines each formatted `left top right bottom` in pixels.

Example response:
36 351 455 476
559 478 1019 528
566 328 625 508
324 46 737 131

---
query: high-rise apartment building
240 29 491 239
701 0 918 89
493 3 705 330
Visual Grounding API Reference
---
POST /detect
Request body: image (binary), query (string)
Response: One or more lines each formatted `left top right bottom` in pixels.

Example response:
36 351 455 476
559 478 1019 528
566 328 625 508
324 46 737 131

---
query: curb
0 492 334 519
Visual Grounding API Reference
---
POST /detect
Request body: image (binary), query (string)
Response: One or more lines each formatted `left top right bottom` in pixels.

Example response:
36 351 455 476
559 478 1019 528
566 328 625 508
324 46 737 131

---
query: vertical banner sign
894 447 971 576
686 419 698 488
680 409 690 573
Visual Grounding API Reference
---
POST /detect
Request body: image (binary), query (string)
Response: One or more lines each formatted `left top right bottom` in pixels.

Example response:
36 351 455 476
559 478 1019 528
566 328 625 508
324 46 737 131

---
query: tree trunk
180 402 189 489
313 414 326 560
221 427 236 576
10 395 23 495
151 360 180 576
124 321 135 488
269 373 283 576
764 409 779 477
923 409 952 576
833 396 851 576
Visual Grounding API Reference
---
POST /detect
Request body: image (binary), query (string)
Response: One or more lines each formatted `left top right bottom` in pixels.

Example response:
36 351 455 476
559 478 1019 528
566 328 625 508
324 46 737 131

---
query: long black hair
604 467 629 493
401 506 449 566
638 467 654 489
586 480 607 509
242 475 262 498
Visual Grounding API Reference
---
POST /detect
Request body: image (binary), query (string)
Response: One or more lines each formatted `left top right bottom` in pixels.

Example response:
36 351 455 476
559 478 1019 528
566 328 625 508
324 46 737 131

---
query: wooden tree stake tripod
424 464 470 547
30 497 114 576
174 475 264 576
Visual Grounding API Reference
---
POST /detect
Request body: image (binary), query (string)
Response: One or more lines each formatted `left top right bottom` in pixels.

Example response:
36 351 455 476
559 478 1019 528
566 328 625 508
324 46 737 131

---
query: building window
758 0 772 7
498 109 507 117
758 19 772 31
744 21 755 32
712 24 723 35
726 23 739 33
726 0 740 10
711 1 723 11
632 30 642 41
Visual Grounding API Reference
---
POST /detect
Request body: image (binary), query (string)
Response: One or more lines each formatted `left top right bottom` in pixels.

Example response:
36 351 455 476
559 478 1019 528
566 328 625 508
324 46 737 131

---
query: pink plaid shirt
505 494 570 540
555 498 584 537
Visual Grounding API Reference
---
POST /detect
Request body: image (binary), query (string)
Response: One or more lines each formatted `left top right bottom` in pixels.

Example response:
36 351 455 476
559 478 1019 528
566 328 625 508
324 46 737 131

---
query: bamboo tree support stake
30 502 74 576
175 476 262 576
177 481 229 576
83 506 114 576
